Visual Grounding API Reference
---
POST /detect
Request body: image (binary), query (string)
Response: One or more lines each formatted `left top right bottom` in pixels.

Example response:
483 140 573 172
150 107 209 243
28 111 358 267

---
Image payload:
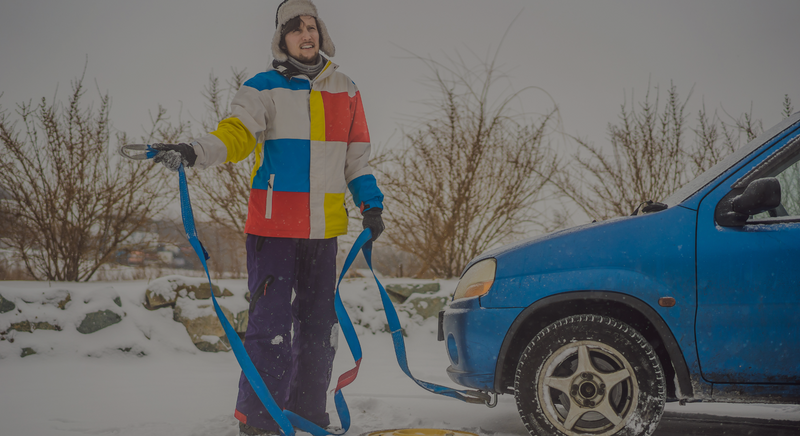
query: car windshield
663 114 800 207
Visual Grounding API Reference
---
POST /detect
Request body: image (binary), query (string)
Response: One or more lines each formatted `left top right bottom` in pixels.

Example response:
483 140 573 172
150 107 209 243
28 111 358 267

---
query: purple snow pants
235 235 339 432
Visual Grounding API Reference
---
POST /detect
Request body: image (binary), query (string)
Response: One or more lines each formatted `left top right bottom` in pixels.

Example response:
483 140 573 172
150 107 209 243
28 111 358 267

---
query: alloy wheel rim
536 340 639 435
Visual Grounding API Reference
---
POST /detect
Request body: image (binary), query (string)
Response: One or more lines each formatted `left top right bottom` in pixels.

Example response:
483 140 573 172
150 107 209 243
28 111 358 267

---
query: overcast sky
1 0 798 155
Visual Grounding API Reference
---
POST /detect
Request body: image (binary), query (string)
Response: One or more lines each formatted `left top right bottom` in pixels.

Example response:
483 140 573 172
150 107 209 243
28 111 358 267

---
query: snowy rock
192 283 233 300
404 295 448 319
19 289 72 310
77 310 123 334
32 321 60 331
385 283 440 303
173 297 235 352
144 289 178 310
1 290 68 334
338 279 456 334
147 276 250 352
0 293 15 313
144 289 177 310
379 282 447 320
74 287 125 335
0 284 130 358
234 309 249 335
49 290 72 310
144 276 233 310
8 320 62 333
8 320 32 333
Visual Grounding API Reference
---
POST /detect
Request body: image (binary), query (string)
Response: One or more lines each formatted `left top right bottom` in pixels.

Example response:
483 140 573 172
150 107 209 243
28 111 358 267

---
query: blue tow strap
124 143 487 436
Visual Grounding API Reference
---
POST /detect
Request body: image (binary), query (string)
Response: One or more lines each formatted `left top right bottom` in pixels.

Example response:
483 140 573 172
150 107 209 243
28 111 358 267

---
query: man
149 1 384 434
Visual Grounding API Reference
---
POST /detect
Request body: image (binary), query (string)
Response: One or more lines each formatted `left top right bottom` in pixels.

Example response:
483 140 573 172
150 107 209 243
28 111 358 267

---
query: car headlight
453 259 496 301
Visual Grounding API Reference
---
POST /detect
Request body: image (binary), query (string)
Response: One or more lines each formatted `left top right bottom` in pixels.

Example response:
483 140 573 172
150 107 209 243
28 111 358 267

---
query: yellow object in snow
364 430 479 436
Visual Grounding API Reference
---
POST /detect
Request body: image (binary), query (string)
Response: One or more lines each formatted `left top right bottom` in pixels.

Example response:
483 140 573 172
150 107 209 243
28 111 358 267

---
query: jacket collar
273 56 337 83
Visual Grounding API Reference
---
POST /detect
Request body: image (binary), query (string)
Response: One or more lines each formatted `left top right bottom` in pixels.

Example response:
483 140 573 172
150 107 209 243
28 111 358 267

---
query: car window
777 160 800 216
748 134 800 221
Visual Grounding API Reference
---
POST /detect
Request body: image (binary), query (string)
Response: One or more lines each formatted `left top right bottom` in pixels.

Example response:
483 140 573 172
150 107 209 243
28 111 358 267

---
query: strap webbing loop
158 154 484 436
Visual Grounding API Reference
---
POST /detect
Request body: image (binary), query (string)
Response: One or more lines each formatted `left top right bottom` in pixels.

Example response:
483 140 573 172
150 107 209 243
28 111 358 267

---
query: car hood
464 205 698 308
466 216 627 270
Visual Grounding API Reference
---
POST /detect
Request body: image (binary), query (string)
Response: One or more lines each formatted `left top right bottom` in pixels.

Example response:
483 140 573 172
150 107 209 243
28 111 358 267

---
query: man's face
284 15 320 65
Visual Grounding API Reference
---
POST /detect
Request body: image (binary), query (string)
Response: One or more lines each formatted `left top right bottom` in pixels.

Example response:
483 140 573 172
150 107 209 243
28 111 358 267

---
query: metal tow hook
485 392 498 408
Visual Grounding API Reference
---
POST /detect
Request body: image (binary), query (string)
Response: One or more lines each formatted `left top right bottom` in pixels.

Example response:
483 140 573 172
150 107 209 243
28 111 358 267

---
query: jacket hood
271 0 335 63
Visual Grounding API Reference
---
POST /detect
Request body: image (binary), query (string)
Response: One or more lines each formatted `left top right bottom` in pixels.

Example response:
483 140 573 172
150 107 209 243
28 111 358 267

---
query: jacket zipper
308 77 314 122
265 174 275 219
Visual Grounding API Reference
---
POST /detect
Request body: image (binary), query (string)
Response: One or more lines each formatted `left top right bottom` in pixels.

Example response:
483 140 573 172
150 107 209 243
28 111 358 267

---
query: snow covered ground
1 277 798 436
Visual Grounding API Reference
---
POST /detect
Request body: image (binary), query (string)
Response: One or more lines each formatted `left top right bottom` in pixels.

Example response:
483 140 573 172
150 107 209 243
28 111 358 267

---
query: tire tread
514 314 666 436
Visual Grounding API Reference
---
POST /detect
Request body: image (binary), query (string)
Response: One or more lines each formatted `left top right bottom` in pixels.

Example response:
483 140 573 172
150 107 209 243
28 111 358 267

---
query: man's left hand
362 208 384 241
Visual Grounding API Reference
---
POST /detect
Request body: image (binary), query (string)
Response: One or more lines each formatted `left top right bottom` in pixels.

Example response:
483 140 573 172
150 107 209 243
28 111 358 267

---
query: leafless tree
0 70 171 281
783 94 795 119
554 82 760 221
377 48 561 278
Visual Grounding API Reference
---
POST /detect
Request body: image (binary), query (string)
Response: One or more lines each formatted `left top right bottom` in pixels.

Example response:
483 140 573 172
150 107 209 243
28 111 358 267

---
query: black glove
151 143 197 171
362 208 384 242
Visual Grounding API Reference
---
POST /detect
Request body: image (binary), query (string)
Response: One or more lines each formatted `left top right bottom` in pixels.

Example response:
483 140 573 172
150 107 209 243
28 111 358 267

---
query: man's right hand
151 143 197 171
362 208 384 242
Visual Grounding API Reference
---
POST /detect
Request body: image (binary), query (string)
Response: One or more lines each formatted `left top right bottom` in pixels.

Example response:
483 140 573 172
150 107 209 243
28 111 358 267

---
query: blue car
439 113 800 436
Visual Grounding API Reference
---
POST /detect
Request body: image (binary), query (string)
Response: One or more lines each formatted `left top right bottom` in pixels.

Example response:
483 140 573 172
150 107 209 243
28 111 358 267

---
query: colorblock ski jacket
193 59 384 239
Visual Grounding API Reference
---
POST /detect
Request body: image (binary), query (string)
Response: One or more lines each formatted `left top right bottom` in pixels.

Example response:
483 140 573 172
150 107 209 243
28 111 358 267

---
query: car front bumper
439 297 522 392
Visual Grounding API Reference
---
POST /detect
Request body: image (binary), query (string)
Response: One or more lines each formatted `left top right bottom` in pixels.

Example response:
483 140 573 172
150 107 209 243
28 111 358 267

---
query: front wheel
514 314 665 436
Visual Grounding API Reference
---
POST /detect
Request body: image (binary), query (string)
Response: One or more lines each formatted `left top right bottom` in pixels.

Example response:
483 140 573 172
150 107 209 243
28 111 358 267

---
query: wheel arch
493 291 693 400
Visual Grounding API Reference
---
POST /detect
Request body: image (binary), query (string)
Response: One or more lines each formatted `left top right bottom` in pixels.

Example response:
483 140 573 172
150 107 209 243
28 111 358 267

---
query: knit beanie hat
272 0 335 62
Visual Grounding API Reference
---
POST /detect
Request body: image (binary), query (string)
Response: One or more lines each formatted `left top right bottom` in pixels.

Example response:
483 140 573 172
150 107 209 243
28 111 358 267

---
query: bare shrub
783 94 795 119
0 70 171 281
190 69 251 241
0 255 34 280
378 49 560 278
554 82 760 221
197 221 248 278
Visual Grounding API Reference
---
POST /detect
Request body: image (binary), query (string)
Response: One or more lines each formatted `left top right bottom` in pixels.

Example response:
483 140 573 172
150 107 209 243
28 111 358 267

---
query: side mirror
716 177 781 227
732 177 781 215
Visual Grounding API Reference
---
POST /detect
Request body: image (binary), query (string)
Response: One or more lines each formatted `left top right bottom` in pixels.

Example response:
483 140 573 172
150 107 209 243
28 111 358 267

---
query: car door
695 125 800 384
